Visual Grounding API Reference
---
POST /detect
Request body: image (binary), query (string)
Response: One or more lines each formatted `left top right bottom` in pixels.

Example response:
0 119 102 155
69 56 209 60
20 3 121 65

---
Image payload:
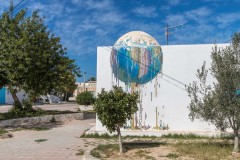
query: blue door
0 88 6 104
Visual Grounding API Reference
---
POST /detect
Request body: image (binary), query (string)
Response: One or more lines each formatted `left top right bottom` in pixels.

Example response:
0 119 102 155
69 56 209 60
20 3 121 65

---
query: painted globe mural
111 31 163 84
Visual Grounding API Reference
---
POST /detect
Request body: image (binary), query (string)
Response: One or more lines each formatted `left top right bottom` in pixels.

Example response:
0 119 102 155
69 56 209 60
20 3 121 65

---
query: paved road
0 119 95 160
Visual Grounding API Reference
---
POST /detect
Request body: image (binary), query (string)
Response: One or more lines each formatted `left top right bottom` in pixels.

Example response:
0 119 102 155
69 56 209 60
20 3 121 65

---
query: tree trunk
65 90 68 101
10 89 23 110
233 131 239 153
117 125 123 153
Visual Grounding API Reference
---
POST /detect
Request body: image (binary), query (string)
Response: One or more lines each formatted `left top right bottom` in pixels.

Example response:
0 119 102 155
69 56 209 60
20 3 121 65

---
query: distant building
73 81 96 98
0 87 27 105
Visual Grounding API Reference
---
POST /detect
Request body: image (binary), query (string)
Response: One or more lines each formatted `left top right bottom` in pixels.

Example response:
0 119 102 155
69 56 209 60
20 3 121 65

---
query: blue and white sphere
111 31 163 84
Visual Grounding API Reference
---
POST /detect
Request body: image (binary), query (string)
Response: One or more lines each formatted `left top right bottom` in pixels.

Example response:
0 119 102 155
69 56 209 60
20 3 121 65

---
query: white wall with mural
96 31 228 132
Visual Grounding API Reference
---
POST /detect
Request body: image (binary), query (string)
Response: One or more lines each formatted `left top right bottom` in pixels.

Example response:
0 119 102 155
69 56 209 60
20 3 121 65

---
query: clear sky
1 0 240 82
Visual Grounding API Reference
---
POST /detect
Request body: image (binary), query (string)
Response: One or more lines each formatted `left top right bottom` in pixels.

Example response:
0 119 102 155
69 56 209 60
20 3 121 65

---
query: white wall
5 88 28 104
96 44 229 132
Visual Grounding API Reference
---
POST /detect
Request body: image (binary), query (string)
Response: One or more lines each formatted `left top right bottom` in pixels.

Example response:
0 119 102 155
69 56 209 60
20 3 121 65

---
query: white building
0 87 27 105
73 81 97 98
95 31 229 133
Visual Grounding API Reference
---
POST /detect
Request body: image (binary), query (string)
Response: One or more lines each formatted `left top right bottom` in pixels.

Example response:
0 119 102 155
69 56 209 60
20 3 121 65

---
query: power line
161 76 186 91
225 38 231 43
161 72 187 87
13 0 25 11
103 46 189 92
104 46 187 92
13 0 31 14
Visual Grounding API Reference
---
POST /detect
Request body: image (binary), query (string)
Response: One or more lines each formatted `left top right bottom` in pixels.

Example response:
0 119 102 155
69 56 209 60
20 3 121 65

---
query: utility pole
165 23 185 45
83 72 86 91
165 24 169 45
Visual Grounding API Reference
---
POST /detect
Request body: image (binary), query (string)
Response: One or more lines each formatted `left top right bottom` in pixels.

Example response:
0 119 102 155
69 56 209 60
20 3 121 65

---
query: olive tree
187 33 240 152
94 86 138 153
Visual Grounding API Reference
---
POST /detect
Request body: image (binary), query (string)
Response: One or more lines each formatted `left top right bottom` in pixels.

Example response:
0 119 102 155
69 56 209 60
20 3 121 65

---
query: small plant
76 149 85 156
33 127 50 131
35 139 48 143
91 144 119 158
77 108 81 112
165 153 179 159
0 128 8 135
90 149 101 158
135 149 151 158
145 155 156 160
50 116 56 122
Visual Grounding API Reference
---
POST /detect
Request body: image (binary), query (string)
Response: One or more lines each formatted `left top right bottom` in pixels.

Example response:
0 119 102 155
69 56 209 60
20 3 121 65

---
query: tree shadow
123 141 167 151
83 112 96 119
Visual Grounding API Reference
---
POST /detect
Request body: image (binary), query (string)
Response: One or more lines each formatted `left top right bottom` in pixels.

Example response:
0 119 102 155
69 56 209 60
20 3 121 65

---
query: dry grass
89 138 240 160
91 141 164 159
174 141 238 160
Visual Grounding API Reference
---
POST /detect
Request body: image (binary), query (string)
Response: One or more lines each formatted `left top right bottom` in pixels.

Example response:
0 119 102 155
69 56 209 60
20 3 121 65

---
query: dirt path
0 119 95 160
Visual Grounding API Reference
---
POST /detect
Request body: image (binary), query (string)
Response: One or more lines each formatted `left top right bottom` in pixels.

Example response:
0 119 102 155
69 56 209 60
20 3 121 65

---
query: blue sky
1 0 240 82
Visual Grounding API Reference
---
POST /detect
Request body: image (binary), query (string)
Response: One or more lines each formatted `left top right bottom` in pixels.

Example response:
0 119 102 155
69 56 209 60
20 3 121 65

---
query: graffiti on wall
110 31 163 84
110 31 168 130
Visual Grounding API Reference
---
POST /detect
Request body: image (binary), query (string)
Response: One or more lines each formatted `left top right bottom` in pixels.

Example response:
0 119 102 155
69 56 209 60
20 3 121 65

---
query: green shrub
35 139 48 143
76 91 95 106
0 128 8 135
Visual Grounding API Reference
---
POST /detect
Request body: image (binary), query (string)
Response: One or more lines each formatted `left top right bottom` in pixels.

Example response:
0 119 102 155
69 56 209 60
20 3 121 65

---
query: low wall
0 113 84 127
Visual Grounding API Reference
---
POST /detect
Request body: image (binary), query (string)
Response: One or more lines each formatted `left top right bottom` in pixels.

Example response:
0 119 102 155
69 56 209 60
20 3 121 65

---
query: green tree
0 3 80 109
86 77 96 82
57 73 78 101
187 33 240 152
76 91 95 106
94 86 138 153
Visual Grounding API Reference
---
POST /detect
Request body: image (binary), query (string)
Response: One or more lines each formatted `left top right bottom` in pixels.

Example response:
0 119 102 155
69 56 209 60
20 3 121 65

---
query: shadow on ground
83 113 96 119
123 141 167 151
